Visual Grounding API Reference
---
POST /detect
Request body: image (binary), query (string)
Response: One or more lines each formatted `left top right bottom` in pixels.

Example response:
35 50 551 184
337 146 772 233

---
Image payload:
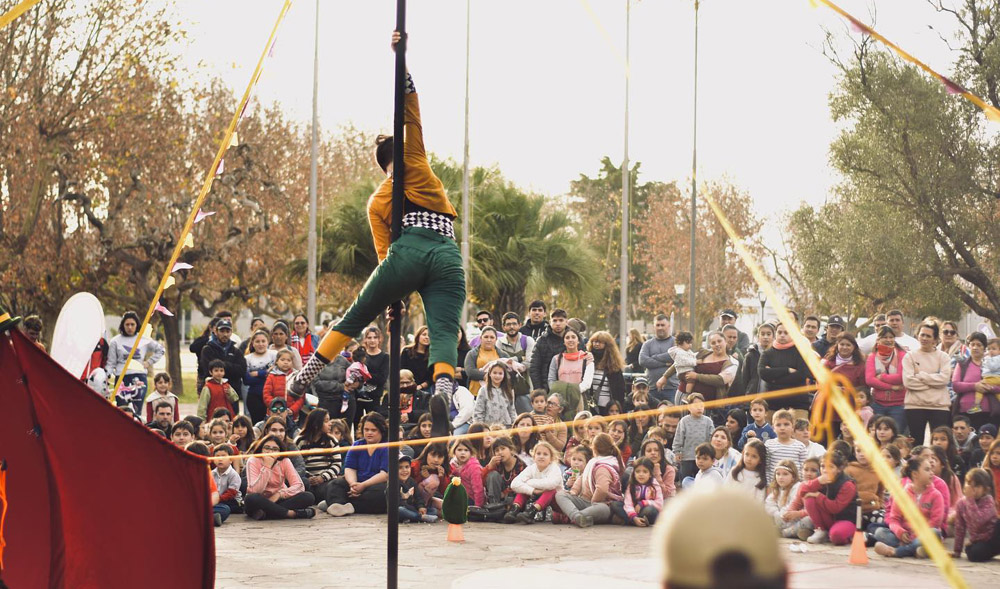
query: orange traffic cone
848 508 868 565
447 523 465 543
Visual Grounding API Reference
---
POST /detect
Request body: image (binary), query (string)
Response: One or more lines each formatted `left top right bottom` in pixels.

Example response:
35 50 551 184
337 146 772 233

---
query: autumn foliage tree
634 180 764 338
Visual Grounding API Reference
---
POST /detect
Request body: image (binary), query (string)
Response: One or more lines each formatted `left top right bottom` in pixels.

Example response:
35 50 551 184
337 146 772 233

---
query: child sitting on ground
399 456 438 523
640 439 676 499
800 451 859 546
765 460 801 537
612 457 663 527
506 441 563 524
727 439 768 503
794 419 827 461
783 456 821 541
212 444 243 515
564 444 593 491
197 359 239 420
874 454 944 558
450 438 486 507
953 468 1000 561
847 443 885 529
685 443 724 491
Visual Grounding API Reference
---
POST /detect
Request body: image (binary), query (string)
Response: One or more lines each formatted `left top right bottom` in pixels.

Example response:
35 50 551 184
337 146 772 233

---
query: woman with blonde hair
587 330 627 416
625 328 645 374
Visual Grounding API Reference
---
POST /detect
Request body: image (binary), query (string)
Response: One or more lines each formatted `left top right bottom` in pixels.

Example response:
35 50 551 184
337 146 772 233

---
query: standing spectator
548 328 594 420
359 326 390 417
587 331 627 416
237 317 267 354
639 314 677 405
903 320 953 443
741 323 774 396
199 318 247 416
311 352 351 423
455 327 472 388
268 321 303 370
290 314 319 366
530 309 568 393
886 309 920 352
722 324 746 396
189 317 220 392
680 332 739 421
858 313 888 355
939 321 967 361
106 311 165 412
497 312 535 413
813 315 845 358
244 329 276 424
624 328 645 375
520 299 549 340
465 326 509 397
401 325 433 393
801 315 821 345
823 333 866 389
758 323 812 420
719 309 750 355
866 325 908 432
953 333 991 429
468 310 494 347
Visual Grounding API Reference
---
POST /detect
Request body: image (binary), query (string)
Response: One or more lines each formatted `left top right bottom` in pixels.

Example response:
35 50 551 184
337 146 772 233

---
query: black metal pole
387 3 406 589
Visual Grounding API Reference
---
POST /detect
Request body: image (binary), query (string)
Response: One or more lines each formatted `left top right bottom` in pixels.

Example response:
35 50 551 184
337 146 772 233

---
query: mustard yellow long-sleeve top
368 88 457 262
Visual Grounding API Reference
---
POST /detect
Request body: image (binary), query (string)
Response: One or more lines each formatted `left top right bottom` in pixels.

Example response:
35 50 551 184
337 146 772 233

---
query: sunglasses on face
943 330 957 335
477 318 490 324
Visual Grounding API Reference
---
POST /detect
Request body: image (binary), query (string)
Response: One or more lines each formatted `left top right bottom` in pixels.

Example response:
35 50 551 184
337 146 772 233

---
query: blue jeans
874 526 939 557
399 505 437 522
870 401 907 436
214 503 231 523
453 423 470 436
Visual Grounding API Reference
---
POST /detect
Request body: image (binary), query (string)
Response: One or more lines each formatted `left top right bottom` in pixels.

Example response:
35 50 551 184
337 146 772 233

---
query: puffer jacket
310 355 350 407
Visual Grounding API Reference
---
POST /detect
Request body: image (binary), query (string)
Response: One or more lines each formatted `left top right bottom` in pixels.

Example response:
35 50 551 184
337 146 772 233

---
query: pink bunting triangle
194 209 215 224
215 159 225 176
154 301 174 317
268 40 276 59
939 75 966 95
171 262 193 273
847 18 868 34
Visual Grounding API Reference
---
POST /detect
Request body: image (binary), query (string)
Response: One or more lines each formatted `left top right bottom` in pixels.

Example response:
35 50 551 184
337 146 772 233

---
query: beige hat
653 489 786 588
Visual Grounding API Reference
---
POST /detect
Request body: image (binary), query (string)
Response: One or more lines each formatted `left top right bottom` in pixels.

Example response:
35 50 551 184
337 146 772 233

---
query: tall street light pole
461 0 471 327
620 0 631 349
306 0 320 326
688 0 699 335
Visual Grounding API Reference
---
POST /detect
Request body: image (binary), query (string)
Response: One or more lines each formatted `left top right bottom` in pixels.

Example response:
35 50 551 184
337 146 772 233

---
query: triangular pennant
268 40 276 59
216 159 225 176
164 276 176 290
939 75 966 95
847 18 868 34
182 234 194 249
194 209 216 224
154 301 174 317
229 133 239 148
171 262 193 273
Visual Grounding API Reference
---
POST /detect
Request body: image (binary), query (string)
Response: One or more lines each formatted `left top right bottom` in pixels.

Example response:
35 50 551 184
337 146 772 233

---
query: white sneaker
806 529 828 544
326 503 355 517
317 501 328 512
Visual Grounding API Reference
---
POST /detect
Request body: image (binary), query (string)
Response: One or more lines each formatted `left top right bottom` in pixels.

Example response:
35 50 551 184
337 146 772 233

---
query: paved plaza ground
214 514 1000 588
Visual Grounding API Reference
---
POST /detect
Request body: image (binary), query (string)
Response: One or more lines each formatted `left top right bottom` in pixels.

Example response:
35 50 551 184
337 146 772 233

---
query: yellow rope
109 0 294 403
0 0 42 30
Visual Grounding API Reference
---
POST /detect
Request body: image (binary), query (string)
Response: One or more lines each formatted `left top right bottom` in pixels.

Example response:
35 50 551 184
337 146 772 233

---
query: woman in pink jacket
874 454 945 558
244 434 316 520
865 326 907 434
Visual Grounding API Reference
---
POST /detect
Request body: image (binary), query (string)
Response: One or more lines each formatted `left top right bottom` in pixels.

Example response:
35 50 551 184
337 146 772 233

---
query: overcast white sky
176 0 962 224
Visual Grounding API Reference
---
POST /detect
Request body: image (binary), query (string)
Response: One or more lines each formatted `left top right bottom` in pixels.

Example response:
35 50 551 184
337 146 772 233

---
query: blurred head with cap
653 489 786 589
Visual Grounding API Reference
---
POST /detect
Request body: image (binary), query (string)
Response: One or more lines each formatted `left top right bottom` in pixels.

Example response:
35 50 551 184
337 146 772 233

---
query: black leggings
328 477 388 514
244 491 315 520
246 391 268 425
966 523 1000 562
905 409 950 444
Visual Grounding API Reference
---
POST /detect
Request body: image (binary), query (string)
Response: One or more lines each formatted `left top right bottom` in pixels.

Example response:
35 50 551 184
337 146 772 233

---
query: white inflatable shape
50 292 105 378
978 322 996 339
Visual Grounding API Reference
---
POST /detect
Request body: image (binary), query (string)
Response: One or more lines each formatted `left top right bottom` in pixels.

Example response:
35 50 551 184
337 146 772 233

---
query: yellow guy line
578 0 631 79
0 0 42 30
812 0 1000 123
110 0 294 401
207 383 819 462
700 188 968 588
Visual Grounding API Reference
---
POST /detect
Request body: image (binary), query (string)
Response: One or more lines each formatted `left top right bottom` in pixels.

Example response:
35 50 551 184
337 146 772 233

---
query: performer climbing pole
286 7 465 586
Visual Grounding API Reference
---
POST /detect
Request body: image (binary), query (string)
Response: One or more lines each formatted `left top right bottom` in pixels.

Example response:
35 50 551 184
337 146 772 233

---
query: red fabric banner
0 330 214 588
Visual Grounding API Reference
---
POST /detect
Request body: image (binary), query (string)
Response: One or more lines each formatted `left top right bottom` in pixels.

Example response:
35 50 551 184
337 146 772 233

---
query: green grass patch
179 374 200 404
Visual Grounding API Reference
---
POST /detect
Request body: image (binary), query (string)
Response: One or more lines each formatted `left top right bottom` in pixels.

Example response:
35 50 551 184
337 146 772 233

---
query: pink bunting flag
268 40 276 59
846 17 868 34
171 262 193 273
216 159 225 176
939 75 966 95
194 209 215 224
154 301 174 317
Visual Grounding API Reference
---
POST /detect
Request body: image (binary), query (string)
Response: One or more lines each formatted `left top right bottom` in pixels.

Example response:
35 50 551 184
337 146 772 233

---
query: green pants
333 227 465 369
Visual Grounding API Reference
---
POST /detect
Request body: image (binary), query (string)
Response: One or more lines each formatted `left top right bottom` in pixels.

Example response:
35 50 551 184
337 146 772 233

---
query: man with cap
719 310 750 355
812 315 845 358
654 488 787 589
630 376 650 409
199 318 247 415
969 424 996 469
